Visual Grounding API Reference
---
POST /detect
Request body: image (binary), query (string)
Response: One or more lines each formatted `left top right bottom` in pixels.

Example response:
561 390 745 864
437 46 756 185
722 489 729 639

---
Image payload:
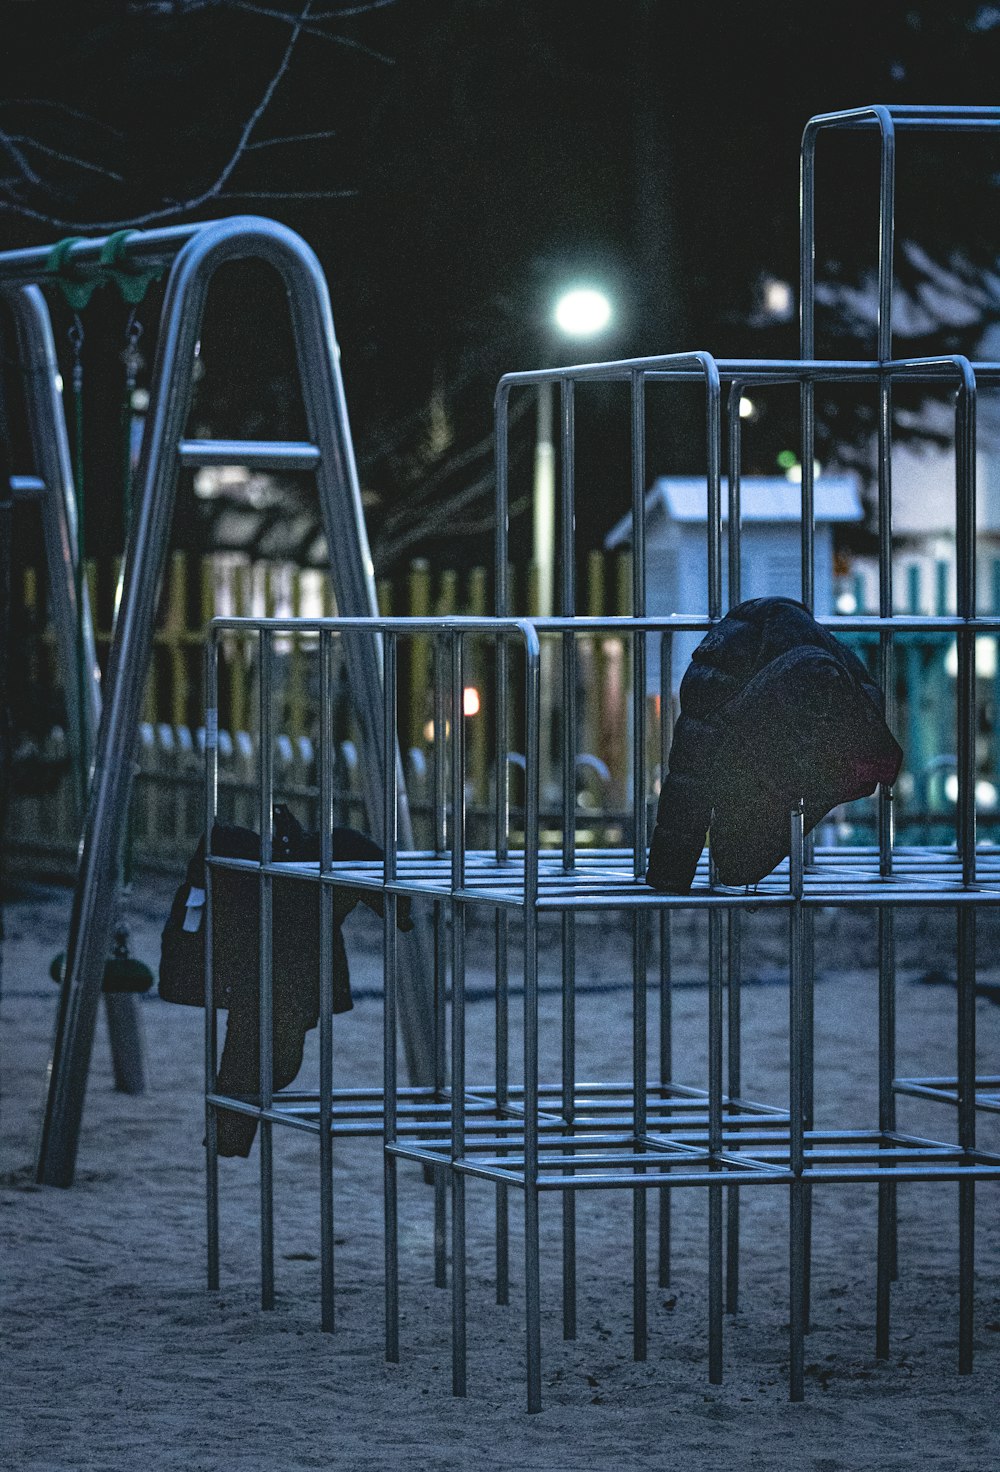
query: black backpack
160 803 407 1014
159 806 410 1157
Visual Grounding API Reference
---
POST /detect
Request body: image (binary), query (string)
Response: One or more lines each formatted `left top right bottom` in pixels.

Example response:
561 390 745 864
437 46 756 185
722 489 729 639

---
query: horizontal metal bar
806 103 1000 132
178 439 321 470
209 612 1000 638
204 846 1000 910
9 474 46 499
538 1163 1000 1188
893 1080 1000 1112
0 221 202 285
496 355 1000 390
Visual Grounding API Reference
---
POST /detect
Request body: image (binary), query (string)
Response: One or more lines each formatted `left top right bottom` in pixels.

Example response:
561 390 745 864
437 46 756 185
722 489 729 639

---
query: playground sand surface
3 875 1000 1472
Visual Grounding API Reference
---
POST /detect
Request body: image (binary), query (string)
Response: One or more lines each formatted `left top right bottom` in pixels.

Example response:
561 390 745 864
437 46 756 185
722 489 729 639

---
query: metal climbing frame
204 601 1000 1413
200 103 1000 1412
0 216 436 1185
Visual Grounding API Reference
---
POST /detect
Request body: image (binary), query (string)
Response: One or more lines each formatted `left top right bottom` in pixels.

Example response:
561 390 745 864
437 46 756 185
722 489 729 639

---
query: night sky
2 1 999 574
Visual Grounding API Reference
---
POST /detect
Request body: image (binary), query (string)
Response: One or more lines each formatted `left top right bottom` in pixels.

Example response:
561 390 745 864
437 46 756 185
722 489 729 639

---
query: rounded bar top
491 356 1000 388
0 221 204 285
0 213 329 288
803 103 1000 134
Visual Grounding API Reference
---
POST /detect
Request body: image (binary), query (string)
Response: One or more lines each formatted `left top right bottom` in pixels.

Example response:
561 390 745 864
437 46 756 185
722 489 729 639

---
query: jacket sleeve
645 602 767 892
646 709 714 892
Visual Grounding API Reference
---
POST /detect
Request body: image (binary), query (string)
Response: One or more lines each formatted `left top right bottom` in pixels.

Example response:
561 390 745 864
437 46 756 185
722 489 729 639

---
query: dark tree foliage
0 0 998 573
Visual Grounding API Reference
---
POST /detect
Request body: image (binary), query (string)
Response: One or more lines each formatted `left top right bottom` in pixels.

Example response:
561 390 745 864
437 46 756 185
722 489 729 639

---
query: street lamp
554 286 613 338
534 285 613 617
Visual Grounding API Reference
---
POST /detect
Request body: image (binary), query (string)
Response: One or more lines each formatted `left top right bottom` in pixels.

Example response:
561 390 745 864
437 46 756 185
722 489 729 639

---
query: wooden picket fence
11 549 638 872
16 545 995 875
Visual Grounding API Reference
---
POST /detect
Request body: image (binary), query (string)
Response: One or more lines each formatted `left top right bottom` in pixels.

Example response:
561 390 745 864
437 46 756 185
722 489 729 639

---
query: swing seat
49 951 154 994
12 745 70 798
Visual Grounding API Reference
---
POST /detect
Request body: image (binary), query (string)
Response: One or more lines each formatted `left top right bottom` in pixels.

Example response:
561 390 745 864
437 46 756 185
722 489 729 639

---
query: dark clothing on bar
647 597 903 893
161 807 410 1156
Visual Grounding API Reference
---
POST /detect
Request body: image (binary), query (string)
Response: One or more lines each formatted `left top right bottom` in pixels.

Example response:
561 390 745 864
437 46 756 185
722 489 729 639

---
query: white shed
604 474 864 693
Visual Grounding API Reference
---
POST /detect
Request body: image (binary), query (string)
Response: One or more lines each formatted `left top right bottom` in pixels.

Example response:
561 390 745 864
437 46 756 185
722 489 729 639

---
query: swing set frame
2 215 436 1186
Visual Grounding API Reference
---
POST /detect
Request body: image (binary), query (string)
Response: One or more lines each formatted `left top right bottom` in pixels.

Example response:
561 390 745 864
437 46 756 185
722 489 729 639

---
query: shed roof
604 474 863 550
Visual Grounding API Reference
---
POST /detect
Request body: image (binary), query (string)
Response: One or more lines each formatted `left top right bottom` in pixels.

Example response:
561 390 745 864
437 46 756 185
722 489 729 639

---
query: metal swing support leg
6 284 146 1096
33 215 434 1186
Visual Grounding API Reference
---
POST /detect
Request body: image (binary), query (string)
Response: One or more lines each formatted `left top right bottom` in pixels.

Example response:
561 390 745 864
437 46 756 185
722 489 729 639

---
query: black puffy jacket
646 597 903 892
160 806 411 1157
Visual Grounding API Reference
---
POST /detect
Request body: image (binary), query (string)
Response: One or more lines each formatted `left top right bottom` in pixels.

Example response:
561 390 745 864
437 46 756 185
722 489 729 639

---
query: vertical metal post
726 907 742 1317
632 907 648 1363
727 381 743 610
708 903 724 1384
319 629 336 1333
629 376 648 1361
432 635 448 1290
957 906 976 1375
450 633 467 1398
494 903 510 1305
876 903 896 1359
955 362 978 889
490 628 510 1304
492 430 512 1297
523 626 542 1414
258 627 275 1312
630 372 648 878
204 632 220 1293
560 380 578 1342
657 630 673 1290
788 803 806 1403
705 365 723 624
955 358 978 1375
383 631 400 1361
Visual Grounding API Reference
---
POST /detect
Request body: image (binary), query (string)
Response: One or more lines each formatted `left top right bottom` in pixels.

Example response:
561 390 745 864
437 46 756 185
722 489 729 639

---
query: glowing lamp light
763 277 794 318
738 396 755 420
943 775 1000 809
554 287 612 338
463 686 481 717
944 638 997 679
784 460 822 484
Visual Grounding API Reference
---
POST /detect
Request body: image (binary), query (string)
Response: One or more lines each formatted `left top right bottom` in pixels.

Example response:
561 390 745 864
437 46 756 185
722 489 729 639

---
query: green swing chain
66 313 88 812
120 308 143 890
45 230 162 925
60 313 87 818
121 310 142 537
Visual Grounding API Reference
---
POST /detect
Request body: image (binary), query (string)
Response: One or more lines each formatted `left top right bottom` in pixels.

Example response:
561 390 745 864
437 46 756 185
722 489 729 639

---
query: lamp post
532 287 612 801
532 287 612 616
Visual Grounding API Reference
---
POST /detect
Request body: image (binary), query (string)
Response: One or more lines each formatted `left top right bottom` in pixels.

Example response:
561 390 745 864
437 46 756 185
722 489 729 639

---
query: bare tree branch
246 130 338 150
235 0 396 24
222 188 357 198
0 0 318 230
223 0 393 62
126 1 223 13
0 100 126 138
378 395 531 531
374 469 500 566
309 0 396 15
6 136 125 183
0 133 42 188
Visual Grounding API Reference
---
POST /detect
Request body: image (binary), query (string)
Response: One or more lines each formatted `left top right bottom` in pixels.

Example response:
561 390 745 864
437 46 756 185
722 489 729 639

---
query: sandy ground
3 875 1000 1472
